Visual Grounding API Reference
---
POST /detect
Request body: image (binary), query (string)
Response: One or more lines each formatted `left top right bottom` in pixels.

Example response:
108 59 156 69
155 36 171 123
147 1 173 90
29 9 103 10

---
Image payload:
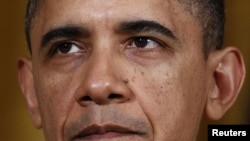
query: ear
205 47 246 120
17 57 42 128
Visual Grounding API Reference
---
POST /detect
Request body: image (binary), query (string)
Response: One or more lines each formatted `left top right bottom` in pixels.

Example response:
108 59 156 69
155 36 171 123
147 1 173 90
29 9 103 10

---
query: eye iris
58 43 72 53
134 37 149 48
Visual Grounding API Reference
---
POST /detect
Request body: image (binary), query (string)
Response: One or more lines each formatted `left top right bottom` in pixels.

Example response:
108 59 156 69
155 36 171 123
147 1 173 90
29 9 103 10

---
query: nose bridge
87 47 115 87
84 27 120 89
75 43 131 105
89 12 121 85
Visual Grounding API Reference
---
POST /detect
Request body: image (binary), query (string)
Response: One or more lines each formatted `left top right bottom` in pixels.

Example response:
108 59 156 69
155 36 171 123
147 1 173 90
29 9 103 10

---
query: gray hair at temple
24 0 225 57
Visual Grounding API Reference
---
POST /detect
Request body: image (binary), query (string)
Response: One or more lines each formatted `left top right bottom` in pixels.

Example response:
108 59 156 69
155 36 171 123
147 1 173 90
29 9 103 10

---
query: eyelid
48 40 83 57
126 36 168 49
58 44 80 54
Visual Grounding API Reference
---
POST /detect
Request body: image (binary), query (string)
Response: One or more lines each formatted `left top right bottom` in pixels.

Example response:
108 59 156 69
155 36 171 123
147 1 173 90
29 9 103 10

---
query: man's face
29 0 210 141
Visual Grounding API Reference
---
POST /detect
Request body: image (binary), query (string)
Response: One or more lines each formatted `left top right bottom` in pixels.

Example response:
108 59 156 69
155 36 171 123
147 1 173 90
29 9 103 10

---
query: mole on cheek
123 78 129 84
141 71 144 76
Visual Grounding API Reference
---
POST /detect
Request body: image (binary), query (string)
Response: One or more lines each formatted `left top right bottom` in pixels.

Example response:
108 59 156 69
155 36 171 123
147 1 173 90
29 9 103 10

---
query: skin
18 0 246 141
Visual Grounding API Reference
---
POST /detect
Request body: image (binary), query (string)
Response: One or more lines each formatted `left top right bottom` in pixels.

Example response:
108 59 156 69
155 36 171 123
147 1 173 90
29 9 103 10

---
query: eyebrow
40 20 177 48
41 26 90 47
117 20 178 40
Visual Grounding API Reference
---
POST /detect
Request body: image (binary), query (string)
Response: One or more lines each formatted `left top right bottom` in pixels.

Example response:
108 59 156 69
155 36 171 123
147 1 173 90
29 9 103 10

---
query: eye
54 42 81 54
127 37 160 49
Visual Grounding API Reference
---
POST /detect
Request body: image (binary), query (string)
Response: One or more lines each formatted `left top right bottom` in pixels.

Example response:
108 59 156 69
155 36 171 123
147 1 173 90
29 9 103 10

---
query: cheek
33 70 76 140
131 63 207 140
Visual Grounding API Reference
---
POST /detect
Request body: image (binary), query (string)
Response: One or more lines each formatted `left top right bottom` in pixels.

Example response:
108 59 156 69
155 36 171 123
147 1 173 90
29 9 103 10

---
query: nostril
81 96 92 101
108 93 123 99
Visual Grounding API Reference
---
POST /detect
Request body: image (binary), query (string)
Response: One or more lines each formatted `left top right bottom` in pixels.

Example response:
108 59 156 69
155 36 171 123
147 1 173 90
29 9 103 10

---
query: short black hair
177 0 225 57
25 0 41 53
25 0 225 57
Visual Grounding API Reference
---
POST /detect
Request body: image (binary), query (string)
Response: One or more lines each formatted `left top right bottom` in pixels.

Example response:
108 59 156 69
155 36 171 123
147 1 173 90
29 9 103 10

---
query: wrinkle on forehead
32 0 202 56
34 0 176 36
40 0 173 19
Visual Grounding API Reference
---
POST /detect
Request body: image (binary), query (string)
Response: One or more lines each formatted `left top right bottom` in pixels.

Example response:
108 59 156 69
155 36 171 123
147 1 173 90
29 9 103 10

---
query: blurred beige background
0 0 249 141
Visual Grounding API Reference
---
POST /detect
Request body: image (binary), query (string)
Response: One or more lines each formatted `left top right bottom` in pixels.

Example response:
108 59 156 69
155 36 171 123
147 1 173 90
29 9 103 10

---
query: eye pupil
58 43 72 53
134 37 149 48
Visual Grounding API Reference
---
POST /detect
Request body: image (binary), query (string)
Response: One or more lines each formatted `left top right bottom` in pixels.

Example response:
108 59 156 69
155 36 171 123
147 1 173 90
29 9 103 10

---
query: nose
74 49 132 106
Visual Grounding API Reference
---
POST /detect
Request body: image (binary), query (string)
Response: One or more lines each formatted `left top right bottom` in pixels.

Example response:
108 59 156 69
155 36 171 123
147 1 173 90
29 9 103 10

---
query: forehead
40 0 179 23
32 0 202 50
41 0 177 14
36 0 196 28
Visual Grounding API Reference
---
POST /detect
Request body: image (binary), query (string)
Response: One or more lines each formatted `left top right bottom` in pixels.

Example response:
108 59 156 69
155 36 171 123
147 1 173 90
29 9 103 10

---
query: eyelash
48 40 79 56
126 36 167 49
47 36 167 57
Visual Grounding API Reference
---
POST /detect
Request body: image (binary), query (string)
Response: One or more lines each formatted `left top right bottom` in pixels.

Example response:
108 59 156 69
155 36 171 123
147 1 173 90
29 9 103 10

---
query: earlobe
205 47 246 120
17 57 42 128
